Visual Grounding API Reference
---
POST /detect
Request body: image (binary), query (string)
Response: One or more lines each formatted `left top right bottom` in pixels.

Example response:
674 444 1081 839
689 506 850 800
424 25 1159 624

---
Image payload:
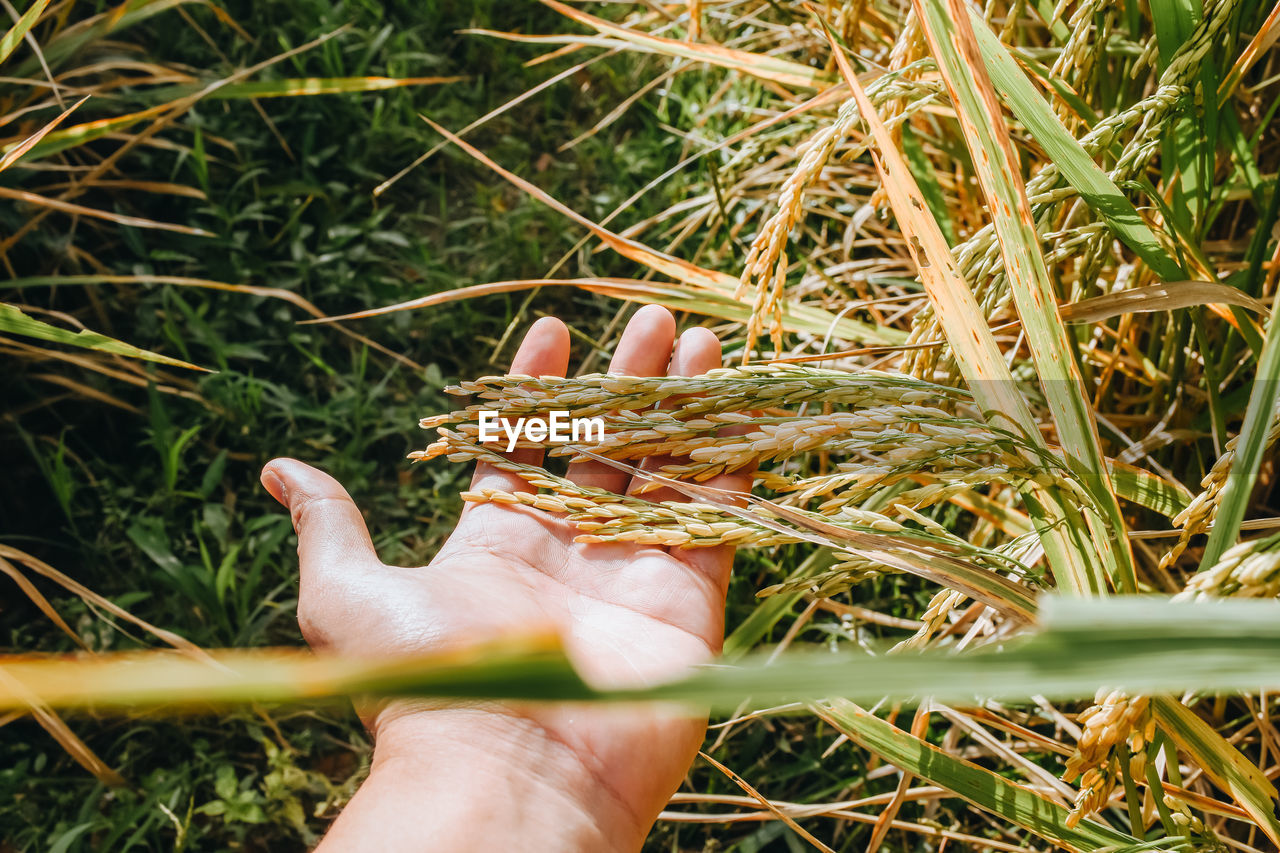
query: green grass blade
0 302 209 372
1197 308 1280 570
0 0 52 64
647 597 1280 708
915 0 1137 594
144 75 463 102
14 596 1280 710
1109 462 1192 518
0 106 169 162
10 0 195 78
21 596 1280 850
1150 0 1198 71
1152 697 1280 847
722 551 836 659
6 77 457 165
0 96 88 173
813 698 1135 852
1006 46 1100 125
969 15 1186 282
1024 0 1072 42
0 633 593 709
900 123 956 245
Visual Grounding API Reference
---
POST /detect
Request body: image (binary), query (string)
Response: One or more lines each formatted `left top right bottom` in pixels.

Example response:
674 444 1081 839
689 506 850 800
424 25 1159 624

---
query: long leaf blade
13 597 1280 711
824 25 1104 596
1197 310 1280 570
913 0 1136 593
1153 697 1280 846
0 0 52 64
813 698 1135 852
0 303 209 371
968 13 1186 282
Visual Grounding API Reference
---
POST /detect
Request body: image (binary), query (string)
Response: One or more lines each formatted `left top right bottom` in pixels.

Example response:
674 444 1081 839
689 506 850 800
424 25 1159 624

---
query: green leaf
1150 0 1199 71
0 107 168 162
0 0 52 64
723 550 836 659
12 597 1280 711
9 1 213 78
968 15 1186 282
915 0 1137 594
1024 0 1072 42
0 632 596 710
5 77 459 164
47 823 95 853
813 698 1135 852
901 123 956 245
1197 308 1280 570
16 597 1280 847
1153 697 1280 847
213 764 238 800
0 302 209 371
144 75 463 102
1109 462 1192 518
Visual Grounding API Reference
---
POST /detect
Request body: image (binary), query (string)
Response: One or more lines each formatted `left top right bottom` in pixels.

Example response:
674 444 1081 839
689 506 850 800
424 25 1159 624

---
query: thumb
261 458 381 590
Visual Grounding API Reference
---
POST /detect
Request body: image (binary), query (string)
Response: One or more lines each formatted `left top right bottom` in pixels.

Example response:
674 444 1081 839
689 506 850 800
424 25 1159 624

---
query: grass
7 0 1280 851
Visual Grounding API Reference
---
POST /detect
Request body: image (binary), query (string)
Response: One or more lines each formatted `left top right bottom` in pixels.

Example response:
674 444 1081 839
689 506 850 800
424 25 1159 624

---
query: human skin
260 305 752 851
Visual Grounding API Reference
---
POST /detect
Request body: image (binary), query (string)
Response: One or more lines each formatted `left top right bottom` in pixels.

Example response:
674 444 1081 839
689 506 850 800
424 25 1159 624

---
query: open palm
261 306 751 847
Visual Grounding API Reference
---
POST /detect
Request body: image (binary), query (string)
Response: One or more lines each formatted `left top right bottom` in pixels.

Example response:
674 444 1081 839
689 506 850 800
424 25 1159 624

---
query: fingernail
261 469 289 506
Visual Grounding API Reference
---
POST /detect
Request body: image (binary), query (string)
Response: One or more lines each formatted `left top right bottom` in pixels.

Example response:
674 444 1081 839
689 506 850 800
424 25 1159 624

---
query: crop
8 0 1280 850
389 1 1280 848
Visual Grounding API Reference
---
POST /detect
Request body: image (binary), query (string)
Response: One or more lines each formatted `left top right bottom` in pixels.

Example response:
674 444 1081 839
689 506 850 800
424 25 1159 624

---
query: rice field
407 1 1280 847
6 0 1280 849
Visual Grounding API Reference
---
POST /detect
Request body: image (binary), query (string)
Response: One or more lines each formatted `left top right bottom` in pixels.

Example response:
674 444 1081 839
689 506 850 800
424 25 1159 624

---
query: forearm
316 709 646 853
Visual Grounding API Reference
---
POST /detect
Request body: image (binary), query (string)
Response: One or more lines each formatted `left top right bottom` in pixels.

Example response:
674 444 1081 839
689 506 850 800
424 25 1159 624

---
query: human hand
261 306 751 852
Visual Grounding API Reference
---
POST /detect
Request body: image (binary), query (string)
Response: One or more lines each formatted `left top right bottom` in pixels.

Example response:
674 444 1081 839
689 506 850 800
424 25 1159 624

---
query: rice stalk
387 0 1280 845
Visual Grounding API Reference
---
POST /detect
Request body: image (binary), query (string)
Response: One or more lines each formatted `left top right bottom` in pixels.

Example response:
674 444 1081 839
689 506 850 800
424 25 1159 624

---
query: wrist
319 705 646 852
